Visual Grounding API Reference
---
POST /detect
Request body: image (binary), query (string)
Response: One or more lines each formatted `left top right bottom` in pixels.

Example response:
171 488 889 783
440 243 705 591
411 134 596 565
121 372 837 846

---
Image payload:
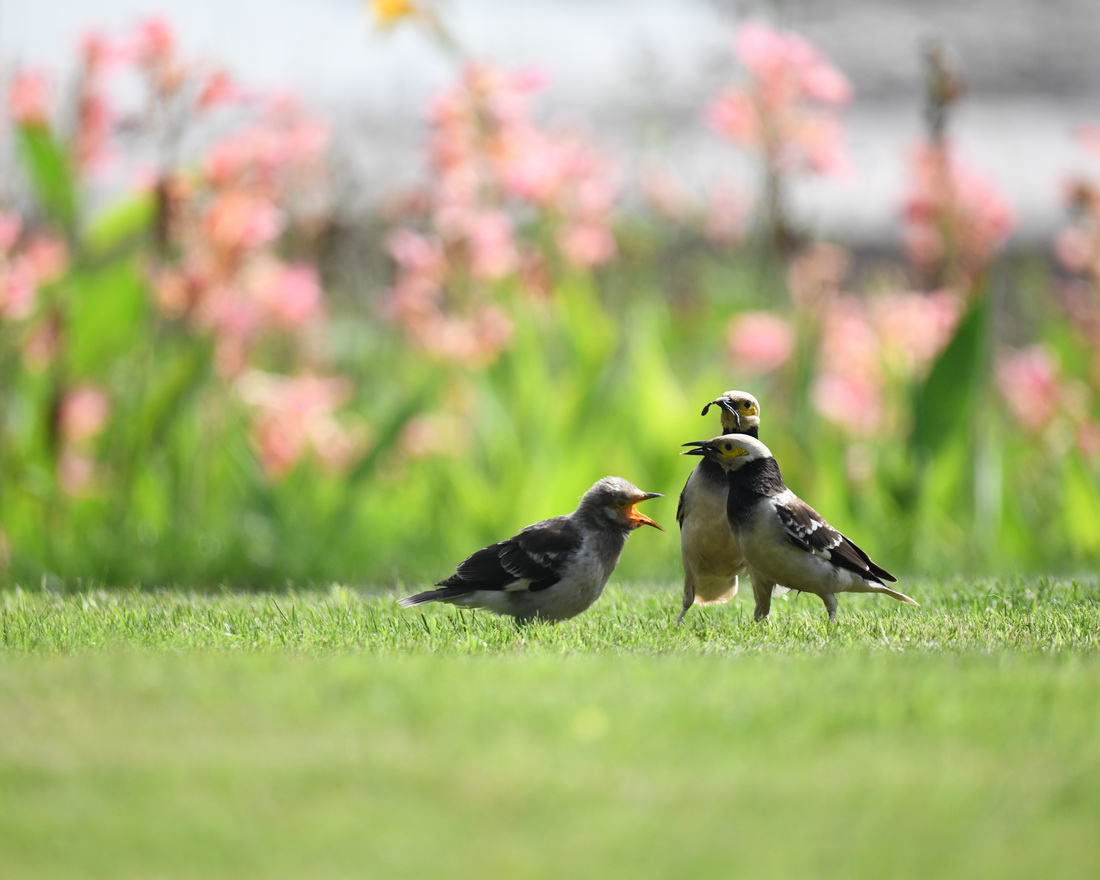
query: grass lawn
1 577 1099 879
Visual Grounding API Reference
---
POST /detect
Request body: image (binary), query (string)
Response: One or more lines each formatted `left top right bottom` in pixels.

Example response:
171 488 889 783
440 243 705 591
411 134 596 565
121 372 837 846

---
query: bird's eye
612 499 629 509
722 443 732 452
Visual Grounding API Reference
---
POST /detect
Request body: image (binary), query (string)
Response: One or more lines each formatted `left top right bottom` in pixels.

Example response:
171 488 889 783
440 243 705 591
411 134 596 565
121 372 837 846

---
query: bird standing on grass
681 434 917 622
400 477 663 622
676 391 763 624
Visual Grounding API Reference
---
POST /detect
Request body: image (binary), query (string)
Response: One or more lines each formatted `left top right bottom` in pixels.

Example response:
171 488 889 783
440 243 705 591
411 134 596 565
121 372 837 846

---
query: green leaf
1062 456 1100 555
909 295 990 460
85 193 156 258
67 259 149 377
15 124 79 231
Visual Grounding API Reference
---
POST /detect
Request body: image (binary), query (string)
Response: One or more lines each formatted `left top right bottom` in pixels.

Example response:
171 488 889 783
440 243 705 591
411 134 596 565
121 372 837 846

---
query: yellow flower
369 0 419 28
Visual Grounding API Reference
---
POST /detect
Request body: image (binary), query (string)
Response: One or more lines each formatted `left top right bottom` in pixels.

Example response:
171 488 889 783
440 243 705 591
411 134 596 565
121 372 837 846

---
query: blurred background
1 0 1098 586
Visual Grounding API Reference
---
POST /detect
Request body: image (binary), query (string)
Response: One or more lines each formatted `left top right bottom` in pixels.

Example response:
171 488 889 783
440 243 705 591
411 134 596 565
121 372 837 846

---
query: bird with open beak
401 477 662 622
682 434 917 622
675 390 765 624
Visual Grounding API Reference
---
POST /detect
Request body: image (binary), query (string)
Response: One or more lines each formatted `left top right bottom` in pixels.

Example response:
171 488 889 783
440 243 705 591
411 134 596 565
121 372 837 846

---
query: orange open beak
629 493 663 531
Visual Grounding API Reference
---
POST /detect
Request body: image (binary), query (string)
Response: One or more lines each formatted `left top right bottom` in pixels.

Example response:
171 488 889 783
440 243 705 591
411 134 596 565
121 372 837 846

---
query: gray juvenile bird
400 477 662 622
675 391 762 624
681 434 917 622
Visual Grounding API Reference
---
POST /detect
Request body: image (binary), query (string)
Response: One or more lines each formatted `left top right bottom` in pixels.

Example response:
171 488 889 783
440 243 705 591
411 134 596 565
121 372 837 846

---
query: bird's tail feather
882 587 919 606
399 586 471 607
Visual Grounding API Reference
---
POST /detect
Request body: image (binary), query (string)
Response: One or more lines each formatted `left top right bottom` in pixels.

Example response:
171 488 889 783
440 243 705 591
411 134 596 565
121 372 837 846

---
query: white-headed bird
675 391 762 624
681 434 916 622
400 477 662 622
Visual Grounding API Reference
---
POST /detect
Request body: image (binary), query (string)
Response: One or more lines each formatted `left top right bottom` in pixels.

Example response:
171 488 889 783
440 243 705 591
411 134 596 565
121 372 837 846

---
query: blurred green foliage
1 19 1098 588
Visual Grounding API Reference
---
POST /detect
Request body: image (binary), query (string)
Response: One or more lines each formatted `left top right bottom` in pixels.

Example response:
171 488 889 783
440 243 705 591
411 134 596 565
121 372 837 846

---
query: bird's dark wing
774 496 896 583
676 483 688 528
436 515 584 593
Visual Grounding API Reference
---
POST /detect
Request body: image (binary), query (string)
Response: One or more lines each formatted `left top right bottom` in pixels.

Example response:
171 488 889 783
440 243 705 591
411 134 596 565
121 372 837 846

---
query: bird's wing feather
510 517 585 591
774 496 896 583
436 516 583 593
676 483 688 528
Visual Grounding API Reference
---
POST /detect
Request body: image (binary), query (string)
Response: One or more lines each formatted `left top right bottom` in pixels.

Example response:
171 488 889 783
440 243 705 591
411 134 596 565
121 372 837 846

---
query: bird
681 434 917 622
400 476 663 622
675 390 762 624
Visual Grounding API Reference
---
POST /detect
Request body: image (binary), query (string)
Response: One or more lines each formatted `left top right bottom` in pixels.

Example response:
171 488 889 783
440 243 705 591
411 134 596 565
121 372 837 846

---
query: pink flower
0 259 37 320
796 116 852 176
995 346 1061 433
254 262 324 329
133 16 176 66
705 90 759 146
0 213 22 251
557 222 616 268
872 289 963 373
1077 421 1100 460
708 22 851 179
816 296 879 378
7 70 50 126
386 229 446 284
811 372 884 437
79 29 127 73
203 192 283 253
736 23 851 105
237 371 365 479
726 311 795 374
902 142 1015 283
22 235 69 283
1077 125 1100 159
812 295 886 435
74 89 114 171
59 385 110 444
1054 227 1093 274
467 210 518 280
198 69 247 111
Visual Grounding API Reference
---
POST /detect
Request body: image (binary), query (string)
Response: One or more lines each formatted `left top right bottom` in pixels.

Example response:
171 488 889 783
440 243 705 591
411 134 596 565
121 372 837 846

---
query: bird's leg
676 583 694 625
820 593 838 623
752 577 774 622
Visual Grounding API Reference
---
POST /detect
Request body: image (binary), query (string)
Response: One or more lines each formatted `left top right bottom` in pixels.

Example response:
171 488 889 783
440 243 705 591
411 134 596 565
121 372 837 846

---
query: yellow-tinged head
681 433 772 471
700 391 761 436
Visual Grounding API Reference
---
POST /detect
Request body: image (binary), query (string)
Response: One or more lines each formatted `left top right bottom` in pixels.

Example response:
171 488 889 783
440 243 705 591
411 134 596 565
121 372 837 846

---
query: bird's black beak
681 440 713 456
716 399 742 429
700 398 741 429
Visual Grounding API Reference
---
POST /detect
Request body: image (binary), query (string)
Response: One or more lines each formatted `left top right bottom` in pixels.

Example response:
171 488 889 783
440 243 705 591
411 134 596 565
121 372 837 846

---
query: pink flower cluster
151 95 331 376
387 62 619 364
995 345 1099 458
706 22 852 177
236 371 367 479
725 244 965 437
1055 126 1100 352
816 289 963 436
7 69 50 127
3 18 355 483
902 142 1015 287
0 212 68 324
57 384 111 495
